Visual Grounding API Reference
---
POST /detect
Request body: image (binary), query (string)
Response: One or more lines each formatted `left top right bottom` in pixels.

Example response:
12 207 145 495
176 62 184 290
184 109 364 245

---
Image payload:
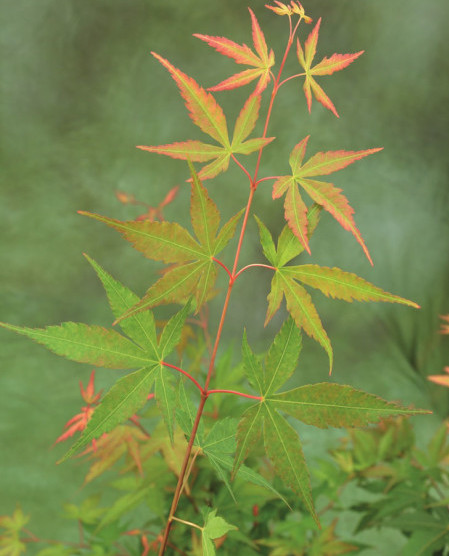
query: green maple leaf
256 215 419 372
234 319 429 525
0 257 192 458
138 55 274 180
81 162 243 321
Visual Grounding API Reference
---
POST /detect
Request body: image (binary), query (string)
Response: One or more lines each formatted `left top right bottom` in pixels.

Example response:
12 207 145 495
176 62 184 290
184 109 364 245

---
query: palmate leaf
194 9 275 94
235 323 430 525
1 258 192 458
273 135 382 263
296 18 363 117
138 54 274 179
257 219 418 371
81 164 243 319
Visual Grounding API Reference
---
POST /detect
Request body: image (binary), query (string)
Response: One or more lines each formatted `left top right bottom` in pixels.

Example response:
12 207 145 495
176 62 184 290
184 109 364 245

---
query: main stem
158 19 300 555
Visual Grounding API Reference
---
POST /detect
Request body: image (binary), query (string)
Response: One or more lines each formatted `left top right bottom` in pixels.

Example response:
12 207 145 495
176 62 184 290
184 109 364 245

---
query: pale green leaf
204 509 237 539
232 94 261 146
242 330 264 394
189 161 220 252
80 212 203 264
254 215 276 265
118 261 207 321
272 383 430 428
265 273 284 326
0 322 156 369
264 317 302 396
155 365 177 442
264 405 318 525
213 209 245 255
158 301 192 359
233 136 275 155
84 255 158 356
234 403 265 472
278 273 333 372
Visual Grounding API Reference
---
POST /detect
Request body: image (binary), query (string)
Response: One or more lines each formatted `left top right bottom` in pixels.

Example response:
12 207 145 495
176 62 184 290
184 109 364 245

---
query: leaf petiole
162 362 203 393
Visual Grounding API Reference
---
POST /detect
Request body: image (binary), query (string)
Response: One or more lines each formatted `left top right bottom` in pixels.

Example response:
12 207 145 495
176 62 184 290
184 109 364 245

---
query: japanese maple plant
1 3 429 555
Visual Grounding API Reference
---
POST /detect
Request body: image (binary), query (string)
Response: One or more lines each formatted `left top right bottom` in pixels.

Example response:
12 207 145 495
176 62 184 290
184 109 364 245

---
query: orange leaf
151 52 229 146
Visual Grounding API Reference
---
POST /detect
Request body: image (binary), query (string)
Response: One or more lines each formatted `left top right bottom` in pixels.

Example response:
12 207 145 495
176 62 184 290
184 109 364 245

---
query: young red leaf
296 19 363 117
137 141 225 162
195 9 275 94
274 138 382 264
297 147 383 178
151 52 230 146
60 366 158 462
312 52 364 76
192 34 260 67
299 178 373 265
249 8 269 64
428 367 449 388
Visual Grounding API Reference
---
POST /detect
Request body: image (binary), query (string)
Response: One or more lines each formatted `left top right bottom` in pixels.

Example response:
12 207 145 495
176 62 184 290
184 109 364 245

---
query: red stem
208 389 262 401
158 16 303 555
234 263 276 281
212 257 232 280
161 362 203 393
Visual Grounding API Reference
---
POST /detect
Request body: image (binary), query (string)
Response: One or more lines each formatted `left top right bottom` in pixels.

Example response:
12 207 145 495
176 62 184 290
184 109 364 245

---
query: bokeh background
1 0 449 549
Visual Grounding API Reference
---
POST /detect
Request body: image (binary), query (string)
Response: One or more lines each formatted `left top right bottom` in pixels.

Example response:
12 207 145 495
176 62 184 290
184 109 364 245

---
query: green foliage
0 2 437 555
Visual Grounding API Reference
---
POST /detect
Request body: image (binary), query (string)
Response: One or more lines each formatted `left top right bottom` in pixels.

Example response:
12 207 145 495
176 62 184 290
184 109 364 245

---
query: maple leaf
296 18 364 117
256 217 419 372
265 1 312 22
234 320 430 525
0 258 193 460
194 8 275 94
81 163 243 319
272 135 382 263
138 55 273 180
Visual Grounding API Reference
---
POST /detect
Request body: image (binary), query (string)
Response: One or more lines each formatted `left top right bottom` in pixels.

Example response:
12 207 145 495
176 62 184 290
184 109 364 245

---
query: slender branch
162 362 203 393
231 153 253 183
158 393 208 554
278 72 305 88
208 389 262 401
212 257 233 281
158 15 301 555
254 175 281 187
171 516 203 531
234 263 276 281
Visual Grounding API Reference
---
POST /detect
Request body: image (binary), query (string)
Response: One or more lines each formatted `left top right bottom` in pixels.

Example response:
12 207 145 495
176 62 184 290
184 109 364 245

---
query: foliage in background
0 2 442 554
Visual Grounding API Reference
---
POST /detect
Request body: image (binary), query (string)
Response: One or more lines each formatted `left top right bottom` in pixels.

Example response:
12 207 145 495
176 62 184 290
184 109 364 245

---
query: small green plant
1 3 431 554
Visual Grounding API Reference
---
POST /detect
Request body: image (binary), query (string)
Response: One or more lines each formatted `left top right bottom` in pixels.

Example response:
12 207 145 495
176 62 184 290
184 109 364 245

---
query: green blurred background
1 0 449 548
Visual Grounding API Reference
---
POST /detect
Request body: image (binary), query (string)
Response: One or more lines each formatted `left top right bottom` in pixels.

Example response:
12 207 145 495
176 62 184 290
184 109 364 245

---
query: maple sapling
0 3 430 555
